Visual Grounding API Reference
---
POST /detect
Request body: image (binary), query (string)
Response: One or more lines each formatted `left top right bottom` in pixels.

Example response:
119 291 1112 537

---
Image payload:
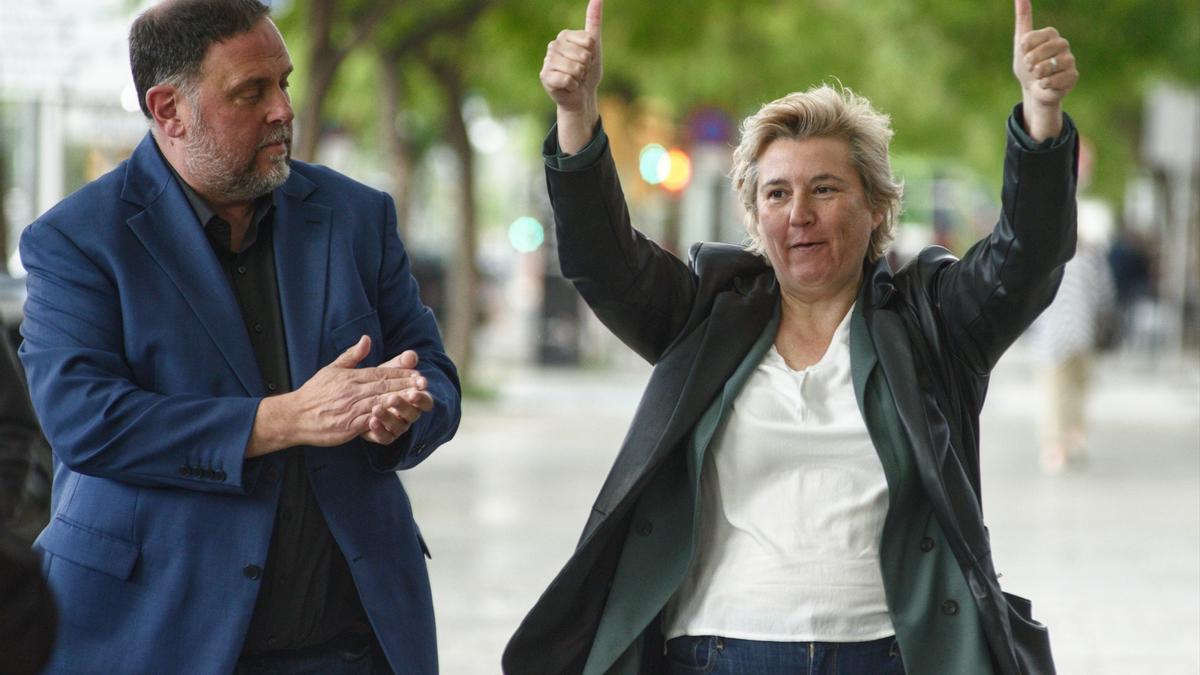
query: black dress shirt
172 174 370 655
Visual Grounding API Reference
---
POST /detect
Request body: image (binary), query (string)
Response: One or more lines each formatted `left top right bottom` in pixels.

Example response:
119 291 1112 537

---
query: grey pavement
402 345 1200 674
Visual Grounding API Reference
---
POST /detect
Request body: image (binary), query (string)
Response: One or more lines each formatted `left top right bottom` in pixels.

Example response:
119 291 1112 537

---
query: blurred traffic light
638 143 692 193
508 216 545 253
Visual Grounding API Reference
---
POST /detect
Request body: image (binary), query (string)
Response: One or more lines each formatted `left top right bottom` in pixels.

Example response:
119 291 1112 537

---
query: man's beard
184 109 291 203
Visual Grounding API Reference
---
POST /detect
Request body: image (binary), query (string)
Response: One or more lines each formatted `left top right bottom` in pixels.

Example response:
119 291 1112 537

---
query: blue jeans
234 633 391 675
664 635 904 675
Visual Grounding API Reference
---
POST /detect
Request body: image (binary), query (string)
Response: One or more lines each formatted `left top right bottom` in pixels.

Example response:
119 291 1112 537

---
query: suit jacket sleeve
19 220 260 494
365 192 461 472
544 123 699 364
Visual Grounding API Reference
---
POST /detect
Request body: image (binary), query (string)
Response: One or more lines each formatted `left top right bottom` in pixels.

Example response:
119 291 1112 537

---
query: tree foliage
286 0 1197 204
275 0 1199 378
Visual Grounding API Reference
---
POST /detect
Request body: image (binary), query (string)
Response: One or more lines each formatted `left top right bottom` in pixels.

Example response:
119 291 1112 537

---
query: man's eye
768 189 786 200
815 186 835 195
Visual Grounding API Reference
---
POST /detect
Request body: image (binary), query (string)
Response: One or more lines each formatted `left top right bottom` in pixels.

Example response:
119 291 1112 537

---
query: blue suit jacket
18 134 461 674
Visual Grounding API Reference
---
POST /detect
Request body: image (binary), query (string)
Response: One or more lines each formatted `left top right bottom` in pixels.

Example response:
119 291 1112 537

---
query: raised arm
540 0 699 363
926 0 1080 373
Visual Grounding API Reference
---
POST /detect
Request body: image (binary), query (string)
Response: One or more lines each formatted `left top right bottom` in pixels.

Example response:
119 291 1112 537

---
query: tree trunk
295 59 340 163
376 54 416 241
294 0 401 162
429 59 479 382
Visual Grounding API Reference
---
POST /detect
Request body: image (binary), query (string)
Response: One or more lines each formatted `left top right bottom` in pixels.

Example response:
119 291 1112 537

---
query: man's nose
267 87 294 126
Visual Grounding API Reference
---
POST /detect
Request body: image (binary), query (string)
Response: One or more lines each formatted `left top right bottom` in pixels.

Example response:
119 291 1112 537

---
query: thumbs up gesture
1012 0 1077 141
541 0 603 153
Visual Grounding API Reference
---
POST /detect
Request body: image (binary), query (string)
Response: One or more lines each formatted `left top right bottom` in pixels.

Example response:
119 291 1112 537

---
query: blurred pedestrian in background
1106 225 1155 351
1025 148 1118 473
507 0 1078 673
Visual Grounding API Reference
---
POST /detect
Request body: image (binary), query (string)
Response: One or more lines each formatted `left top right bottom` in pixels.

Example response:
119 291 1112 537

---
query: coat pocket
35 515 140 580
1003 591 1056 673
328 310 384 365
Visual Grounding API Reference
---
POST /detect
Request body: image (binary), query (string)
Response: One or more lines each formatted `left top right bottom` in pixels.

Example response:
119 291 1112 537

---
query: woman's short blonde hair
731 84 902 262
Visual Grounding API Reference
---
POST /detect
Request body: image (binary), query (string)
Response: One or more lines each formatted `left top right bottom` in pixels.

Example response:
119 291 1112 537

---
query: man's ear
145 84 187 139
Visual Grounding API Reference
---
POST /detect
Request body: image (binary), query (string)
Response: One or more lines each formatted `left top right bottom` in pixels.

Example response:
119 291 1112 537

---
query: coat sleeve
18 220 260 494
924 107 1079 374
363 192 461 472
544 123 699 364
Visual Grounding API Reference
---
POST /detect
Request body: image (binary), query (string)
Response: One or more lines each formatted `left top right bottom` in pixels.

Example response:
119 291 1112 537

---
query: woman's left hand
1012 0 1078 141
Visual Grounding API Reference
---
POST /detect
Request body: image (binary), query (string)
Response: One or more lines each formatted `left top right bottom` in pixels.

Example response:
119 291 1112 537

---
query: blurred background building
2 0 1197 672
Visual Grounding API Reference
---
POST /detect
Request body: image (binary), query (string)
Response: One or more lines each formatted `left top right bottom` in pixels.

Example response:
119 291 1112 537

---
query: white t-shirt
664 306 894 642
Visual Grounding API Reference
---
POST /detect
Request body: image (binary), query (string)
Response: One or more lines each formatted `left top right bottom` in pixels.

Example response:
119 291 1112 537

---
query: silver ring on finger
1049 56 1059 74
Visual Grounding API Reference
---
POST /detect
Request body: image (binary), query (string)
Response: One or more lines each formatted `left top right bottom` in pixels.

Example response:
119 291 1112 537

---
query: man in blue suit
18 1 461 672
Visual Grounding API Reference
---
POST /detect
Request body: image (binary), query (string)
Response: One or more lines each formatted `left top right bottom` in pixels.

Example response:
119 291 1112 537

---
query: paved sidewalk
402 348 1200 674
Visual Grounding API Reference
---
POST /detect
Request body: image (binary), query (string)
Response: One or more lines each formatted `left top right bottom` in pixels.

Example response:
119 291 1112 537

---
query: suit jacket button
920 537 935 552
215 470 227 481
243 564 261 580
265 466 280 483
179 466 191 477
635 519 653 537
941 600 959 616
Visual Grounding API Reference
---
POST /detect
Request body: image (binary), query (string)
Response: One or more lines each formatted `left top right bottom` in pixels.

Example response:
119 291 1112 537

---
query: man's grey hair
129 0 271 119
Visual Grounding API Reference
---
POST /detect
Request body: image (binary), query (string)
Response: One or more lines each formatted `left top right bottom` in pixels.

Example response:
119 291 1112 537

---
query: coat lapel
586 273 777 528
860 258 975 559
849 300 878 419
121 134 263 395
666 288 777 435
271 171 331 386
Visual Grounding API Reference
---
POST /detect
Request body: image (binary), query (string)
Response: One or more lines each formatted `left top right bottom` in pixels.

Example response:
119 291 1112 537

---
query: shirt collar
161 150 274 252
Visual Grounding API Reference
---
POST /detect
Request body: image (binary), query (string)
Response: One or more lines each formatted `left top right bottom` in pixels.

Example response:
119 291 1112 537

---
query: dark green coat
505 109 1077 675
584 304 993 675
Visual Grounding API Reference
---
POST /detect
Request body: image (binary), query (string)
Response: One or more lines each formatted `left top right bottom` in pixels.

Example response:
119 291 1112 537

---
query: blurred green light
639 144 668 185
508 216 545 253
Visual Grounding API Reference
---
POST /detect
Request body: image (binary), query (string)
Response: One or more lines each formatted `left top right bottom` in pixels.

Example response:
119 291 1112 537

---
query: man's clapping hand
248 336 433 456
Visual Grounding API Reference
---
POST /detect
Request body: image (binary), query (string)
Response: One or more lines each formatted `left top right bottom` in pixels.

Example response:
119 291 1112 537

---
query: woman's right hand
1012 0 1078 142
540 0 604 154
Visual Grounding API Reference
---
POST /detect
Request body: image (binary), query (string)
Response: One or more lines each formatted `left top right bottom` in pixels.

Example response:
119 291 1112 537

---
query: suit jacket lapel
271 171 330 386
121 134 263 395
